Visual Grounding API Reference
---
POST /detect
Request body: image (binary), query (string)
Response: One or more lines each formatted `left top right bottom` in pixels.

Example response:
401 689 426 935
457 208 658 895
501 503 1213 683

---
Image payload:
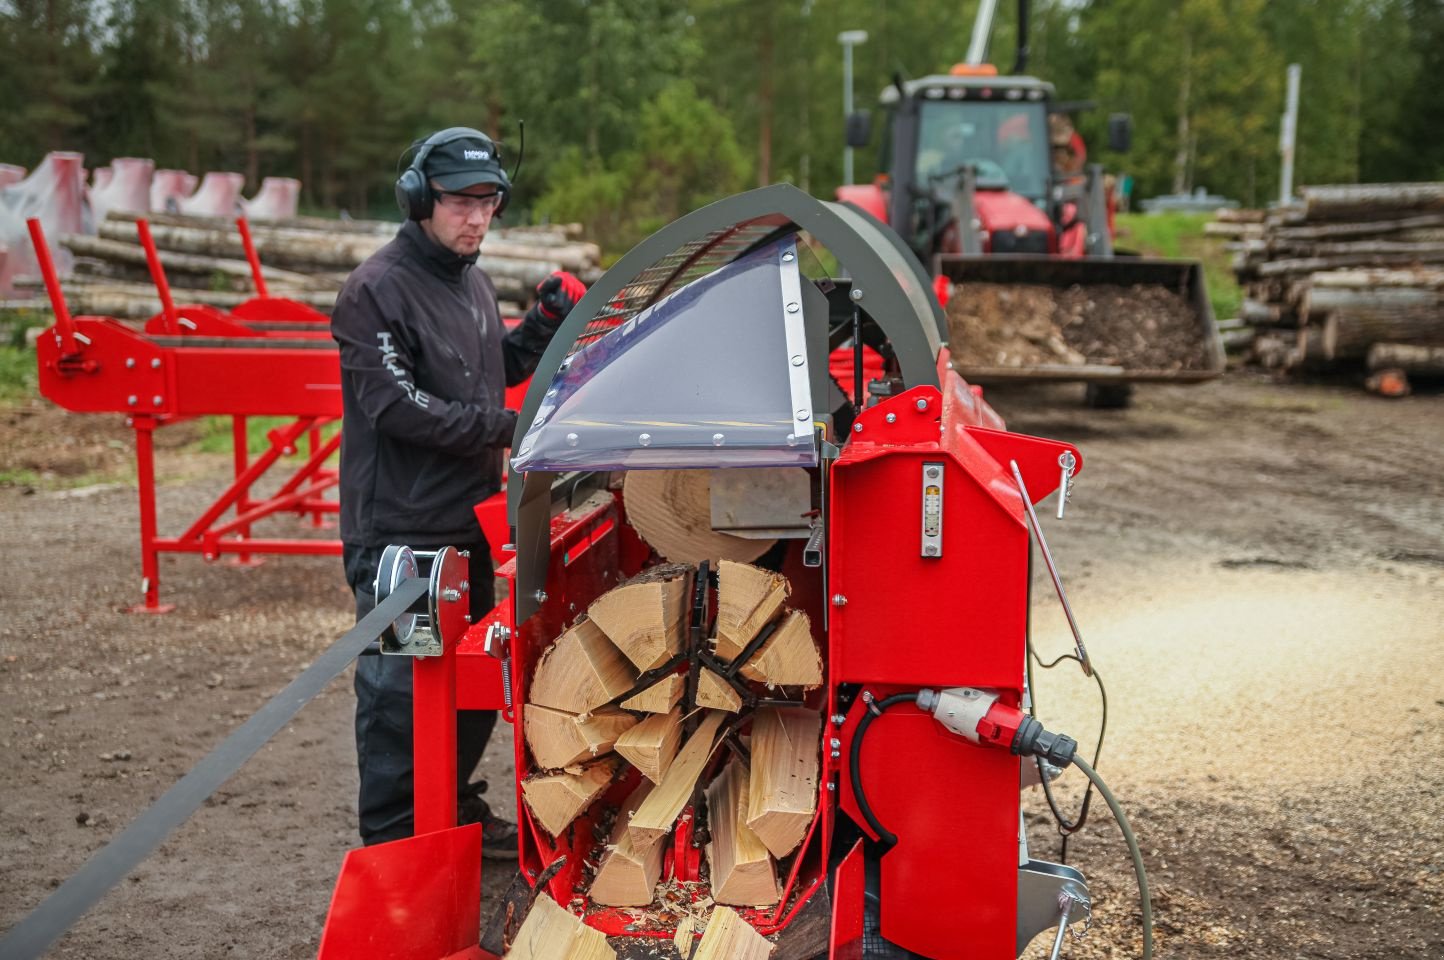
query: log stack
518 560 823 935
1214 182 1444 393
22 209 602 320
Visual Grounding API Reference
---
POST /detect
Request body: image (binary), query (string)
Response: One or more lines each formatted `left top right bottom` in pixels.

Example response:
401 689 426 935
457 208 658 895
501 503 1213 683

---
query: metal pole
1279 63 1301 205
838 30 868 186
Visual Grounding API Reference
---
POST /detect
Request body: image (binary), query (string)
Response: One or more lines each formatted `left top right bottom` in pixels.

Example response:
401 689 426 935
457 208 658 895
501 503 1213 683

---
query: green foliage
0 344 38 403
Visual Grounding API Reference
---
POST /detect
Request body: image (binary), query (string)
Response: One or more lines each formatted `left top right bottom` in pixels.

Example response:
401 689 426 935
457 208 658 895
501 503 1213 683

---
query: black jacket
331 220 556 548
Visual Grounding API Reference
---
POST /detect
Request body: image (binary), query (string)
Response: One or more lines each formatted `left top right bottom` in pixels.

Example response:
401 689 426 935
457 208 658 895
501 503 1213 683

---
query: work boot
459 780 519 860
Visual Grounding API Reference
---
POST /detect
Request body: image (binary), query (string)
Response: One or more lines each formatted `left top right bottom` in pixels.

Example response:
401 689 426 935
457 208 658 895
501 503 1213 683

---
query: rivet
712 433 725 446
795 410 809 421
916 398 929 411
885 412 896 423
638 432 652 446
151 358 161 369
127 395 137 406
565 432 578 446
786 302 800 314
782 251 795 262
791 355 804 366
152 396 163 407
852 423 862 433
125 357 135 369
831 593 847 606
533 590 548 604
850 288 864 301
924 545 939 557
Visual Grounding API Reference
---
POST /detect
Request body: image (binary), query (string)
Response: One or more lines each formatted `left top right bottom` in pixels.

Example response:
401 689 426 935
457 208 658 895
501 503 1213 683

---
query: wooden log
1311 240 1444 257
1306 267 1444 290
504 892 616 960
586 564 690 671
622 470 775 566
1213 208 1267 224
737 610 822 689
60 233 331 289
620 673 685 714
10 278 337 319
673 915 697 956
528 618 637 715
1239 299 1282 324
1271 211 1444 241
520 758 618 839
705 759 780 907
1302 286 1440 321
589 779 667 907
614 707 684 784
746 707 820 859
1321 305 1444 360
1301 183 1444 221
524 705 637 770
691 906 774 960
1256 249 1444 277
1202 221 1264 239
714 561 789 662
1253 333 1302 370
695 669 743 713
1367 341 1444 374
627 710 727 847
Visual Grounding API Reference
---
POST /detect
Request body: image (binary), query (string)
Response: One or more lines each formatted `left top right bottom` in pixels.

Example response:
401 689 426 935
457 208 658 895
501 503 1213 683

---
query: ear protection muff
394 126 511 221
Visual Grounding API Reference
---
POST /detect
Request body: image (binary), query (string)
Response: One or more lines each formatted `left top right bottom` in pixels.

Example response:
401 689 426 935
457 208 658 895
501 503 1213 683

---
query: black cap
423 133 509 192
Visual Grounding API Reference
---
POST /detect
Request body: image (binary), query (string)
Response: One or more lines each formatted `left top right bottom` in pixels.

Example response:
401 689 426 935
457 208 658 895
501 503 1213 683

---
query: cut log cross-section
504 892 616 960
613 707 684 784
692 906 776 960
714 561 790 662
589 780 667 907
525 705 637 770
528 618 638 715
521 758 618 839
628 710 727 847
696 668 743 714
587 564 690 671
737 610 823 689
706 759 780 907
746 707 821 859
620 673 685 714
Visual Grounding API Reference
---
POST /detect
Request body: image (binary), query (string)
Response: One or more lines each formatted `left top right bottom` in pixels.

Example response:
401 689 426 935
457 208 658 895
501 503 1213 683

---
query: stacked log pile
19 210 601 320
517 559 822 942
1213 182 1444 394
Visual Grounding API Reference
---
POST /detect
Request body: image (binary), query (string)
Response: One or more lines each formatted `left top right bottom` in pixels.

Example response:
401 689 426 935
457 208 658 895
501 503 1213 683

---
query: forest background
2 0 1441 253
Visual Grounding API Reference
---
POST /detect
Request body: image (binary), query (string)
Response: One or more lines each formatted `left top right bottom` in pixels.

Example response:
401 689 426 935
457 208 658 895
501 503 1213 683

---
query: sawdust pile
945 281 1210 372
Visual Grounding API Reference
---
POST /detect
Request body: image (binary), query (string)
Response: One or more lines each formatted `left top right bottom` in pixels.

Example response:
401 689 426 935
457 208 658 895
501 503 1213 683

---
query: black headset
394 126 512 221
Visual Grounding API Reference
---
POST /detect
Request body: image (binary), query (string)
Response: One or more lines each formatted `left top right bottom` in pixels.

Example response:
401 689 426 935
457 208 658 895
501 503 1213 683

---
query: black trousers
344 541 498 846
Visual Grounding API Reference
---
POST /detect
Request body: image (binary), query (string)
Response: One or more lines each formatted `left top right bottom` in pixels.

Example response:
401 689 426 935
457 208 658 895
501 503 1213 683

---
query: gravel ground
1 371 1441 959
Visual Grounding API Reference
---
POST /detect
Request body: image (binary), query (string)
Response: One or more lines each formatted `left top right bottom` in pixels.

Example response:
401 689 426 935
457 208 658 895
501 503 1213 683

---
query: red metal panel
170 346 340 417
829 840 865 960
317 824 482 960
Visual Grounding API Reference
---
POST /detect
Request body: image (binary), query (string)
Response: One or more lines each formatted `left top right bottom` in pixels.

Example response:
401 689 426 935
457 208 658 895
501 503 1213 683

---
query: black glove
535 270 586 322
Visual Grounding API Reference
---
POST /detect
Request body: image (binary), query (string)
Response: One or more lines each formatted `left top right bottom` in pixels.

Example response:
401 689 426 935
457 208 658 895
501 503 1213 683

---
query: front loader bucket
936 254 1225 383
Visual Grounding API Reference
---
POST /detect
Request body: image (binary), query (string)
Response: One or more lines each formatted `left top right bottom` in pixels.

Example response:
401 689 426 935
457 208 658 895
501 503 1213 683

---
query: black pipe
1012 0 1031 75
848 691 920 848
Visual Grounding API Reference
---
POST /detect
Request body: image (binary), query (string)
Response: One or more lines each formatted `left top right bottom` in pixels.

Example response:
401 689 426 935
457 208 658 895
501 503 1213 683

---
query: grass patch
1115 211 1241 322
189 415 341 459
0 345 37 403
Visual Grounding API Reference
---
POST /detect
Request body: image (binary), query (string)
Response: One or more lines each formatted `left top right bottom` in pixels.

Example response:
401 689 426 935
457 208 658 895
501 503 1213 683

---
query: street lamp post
838 29 868 186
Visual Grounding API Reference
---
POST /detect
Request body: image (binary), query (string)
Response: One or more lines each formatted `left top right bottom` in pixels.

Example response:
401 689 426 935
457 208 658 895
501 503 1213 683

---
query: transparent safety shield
510 238 816 472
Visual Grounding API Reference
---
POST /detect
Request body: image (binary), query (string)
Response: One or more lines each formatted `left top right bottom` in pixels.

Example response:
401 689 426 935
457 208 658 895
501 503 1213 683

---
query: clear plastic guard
511 238 817 472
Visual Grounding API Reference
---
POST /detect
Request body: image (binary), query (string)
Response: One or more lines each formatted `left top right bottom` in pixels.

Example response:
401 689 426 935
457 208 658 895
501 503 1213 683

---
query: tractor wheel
1084 382 1133 409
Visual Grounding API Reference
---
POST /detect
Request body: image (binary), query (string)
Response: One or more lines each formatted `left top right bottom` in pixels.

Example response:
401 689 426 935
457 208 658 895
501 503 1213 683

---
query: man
330 126 584 850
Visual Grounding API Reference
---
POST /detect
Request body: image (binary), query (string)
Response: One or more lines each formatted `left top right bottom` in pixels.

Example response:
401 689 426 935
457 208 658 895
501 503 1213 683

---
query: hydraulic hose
1071 755 1153 960
848 691 919 848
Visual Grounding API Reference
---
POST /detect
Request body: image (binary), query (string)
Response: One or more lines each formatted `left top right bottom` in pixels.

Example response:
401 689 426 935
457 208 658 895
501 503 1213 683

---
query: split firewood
587 564 690 671
621 673 685 714
695 669 743 713
622 470 775 565
521 758 618 839
589 780 667 907
614 707 684 784
691 906 775 960
525 705 637 770
705 759 780 907
673 914 697 956
528 618 637 715
736 610 822 689
503 892 616 960
746 707 821 859
714 561 789 662
627 710 727 847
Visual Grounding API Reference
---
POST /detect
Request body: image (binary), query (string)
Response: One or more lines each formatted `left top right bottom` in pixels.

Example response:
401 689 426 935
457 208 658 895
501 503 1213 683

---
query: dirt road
1 372 1440 958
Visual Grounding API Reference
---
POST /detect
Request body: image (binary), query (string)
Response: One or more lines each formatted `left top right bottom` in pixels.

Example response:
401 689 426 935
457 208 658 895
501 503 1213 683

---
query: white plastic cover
511 237 817 472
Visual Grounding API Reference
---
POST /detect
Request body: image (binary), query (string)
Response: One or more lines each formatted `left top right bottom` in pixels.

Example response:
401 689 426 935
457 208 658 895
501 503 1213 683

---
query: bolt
923 545 940 557
831 713 846 725
885 412 896 424
927 466 941 479
831 593 847 607
638 432 652 446
534 590 548 604
152 395 162 407
916 398 929 411
826 781 836 791
463 614 472 623
712 433 725 446
458 550 471 558
786 302 800 314
795 410 808 421
441 588 461 602
862 690 875 704
782 251 795 262
565 432 578 446
459 580 469 591
126 395 137 406
829 738 841 750
125 357 135 369
849 288 864 301
852 423 862 433
151 358 161 369
790 355 803 367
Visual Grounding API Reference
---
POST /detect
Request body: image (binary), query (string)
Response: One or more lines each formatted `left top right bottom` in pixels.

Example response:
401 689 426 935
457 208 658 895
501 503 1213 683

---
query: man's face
421 180 502 257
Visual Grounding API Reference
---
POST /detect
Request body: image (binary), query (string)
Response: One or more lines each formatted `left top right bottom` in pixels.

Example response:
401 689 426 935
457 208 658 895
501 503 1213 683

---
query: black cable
848 692 920 848
1026 647 1108 846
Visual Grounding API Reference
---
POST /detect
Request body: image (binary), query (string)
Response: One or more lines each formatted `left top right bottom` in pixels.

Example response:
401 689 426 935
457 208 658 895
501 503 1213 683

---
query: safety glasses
435 190 503 213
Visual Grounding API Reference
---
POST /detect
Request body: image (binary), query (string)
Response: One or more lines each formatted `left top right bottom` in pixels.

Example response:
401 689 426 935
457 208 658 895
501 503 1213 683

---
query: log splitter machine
318 184 1151 960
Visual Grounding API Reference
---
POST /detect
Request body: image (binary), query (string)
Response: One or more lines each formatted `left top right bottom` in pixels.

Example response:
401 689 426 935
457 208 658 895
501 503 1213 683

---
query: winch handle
25 218 78 355
135 218 180 334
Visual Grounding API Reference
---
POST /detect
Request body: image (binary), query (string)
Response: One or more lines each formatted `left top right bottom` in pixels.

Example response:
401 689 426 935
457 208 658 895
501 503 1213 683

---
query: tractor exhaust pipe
1013 0 1031 74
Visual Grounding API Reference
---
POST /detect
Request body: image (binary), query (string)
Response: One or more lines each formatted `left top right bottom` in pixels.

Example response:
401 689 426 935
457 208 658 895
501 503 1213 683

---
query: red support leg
128 417 175 614
228 416 263 567
413 644 458 839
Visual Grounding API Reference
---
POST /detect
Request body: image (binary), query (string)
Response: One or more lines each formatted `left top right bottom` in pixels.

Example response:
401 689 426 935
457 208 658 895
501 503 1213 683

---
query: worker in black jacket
331 127 584 850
